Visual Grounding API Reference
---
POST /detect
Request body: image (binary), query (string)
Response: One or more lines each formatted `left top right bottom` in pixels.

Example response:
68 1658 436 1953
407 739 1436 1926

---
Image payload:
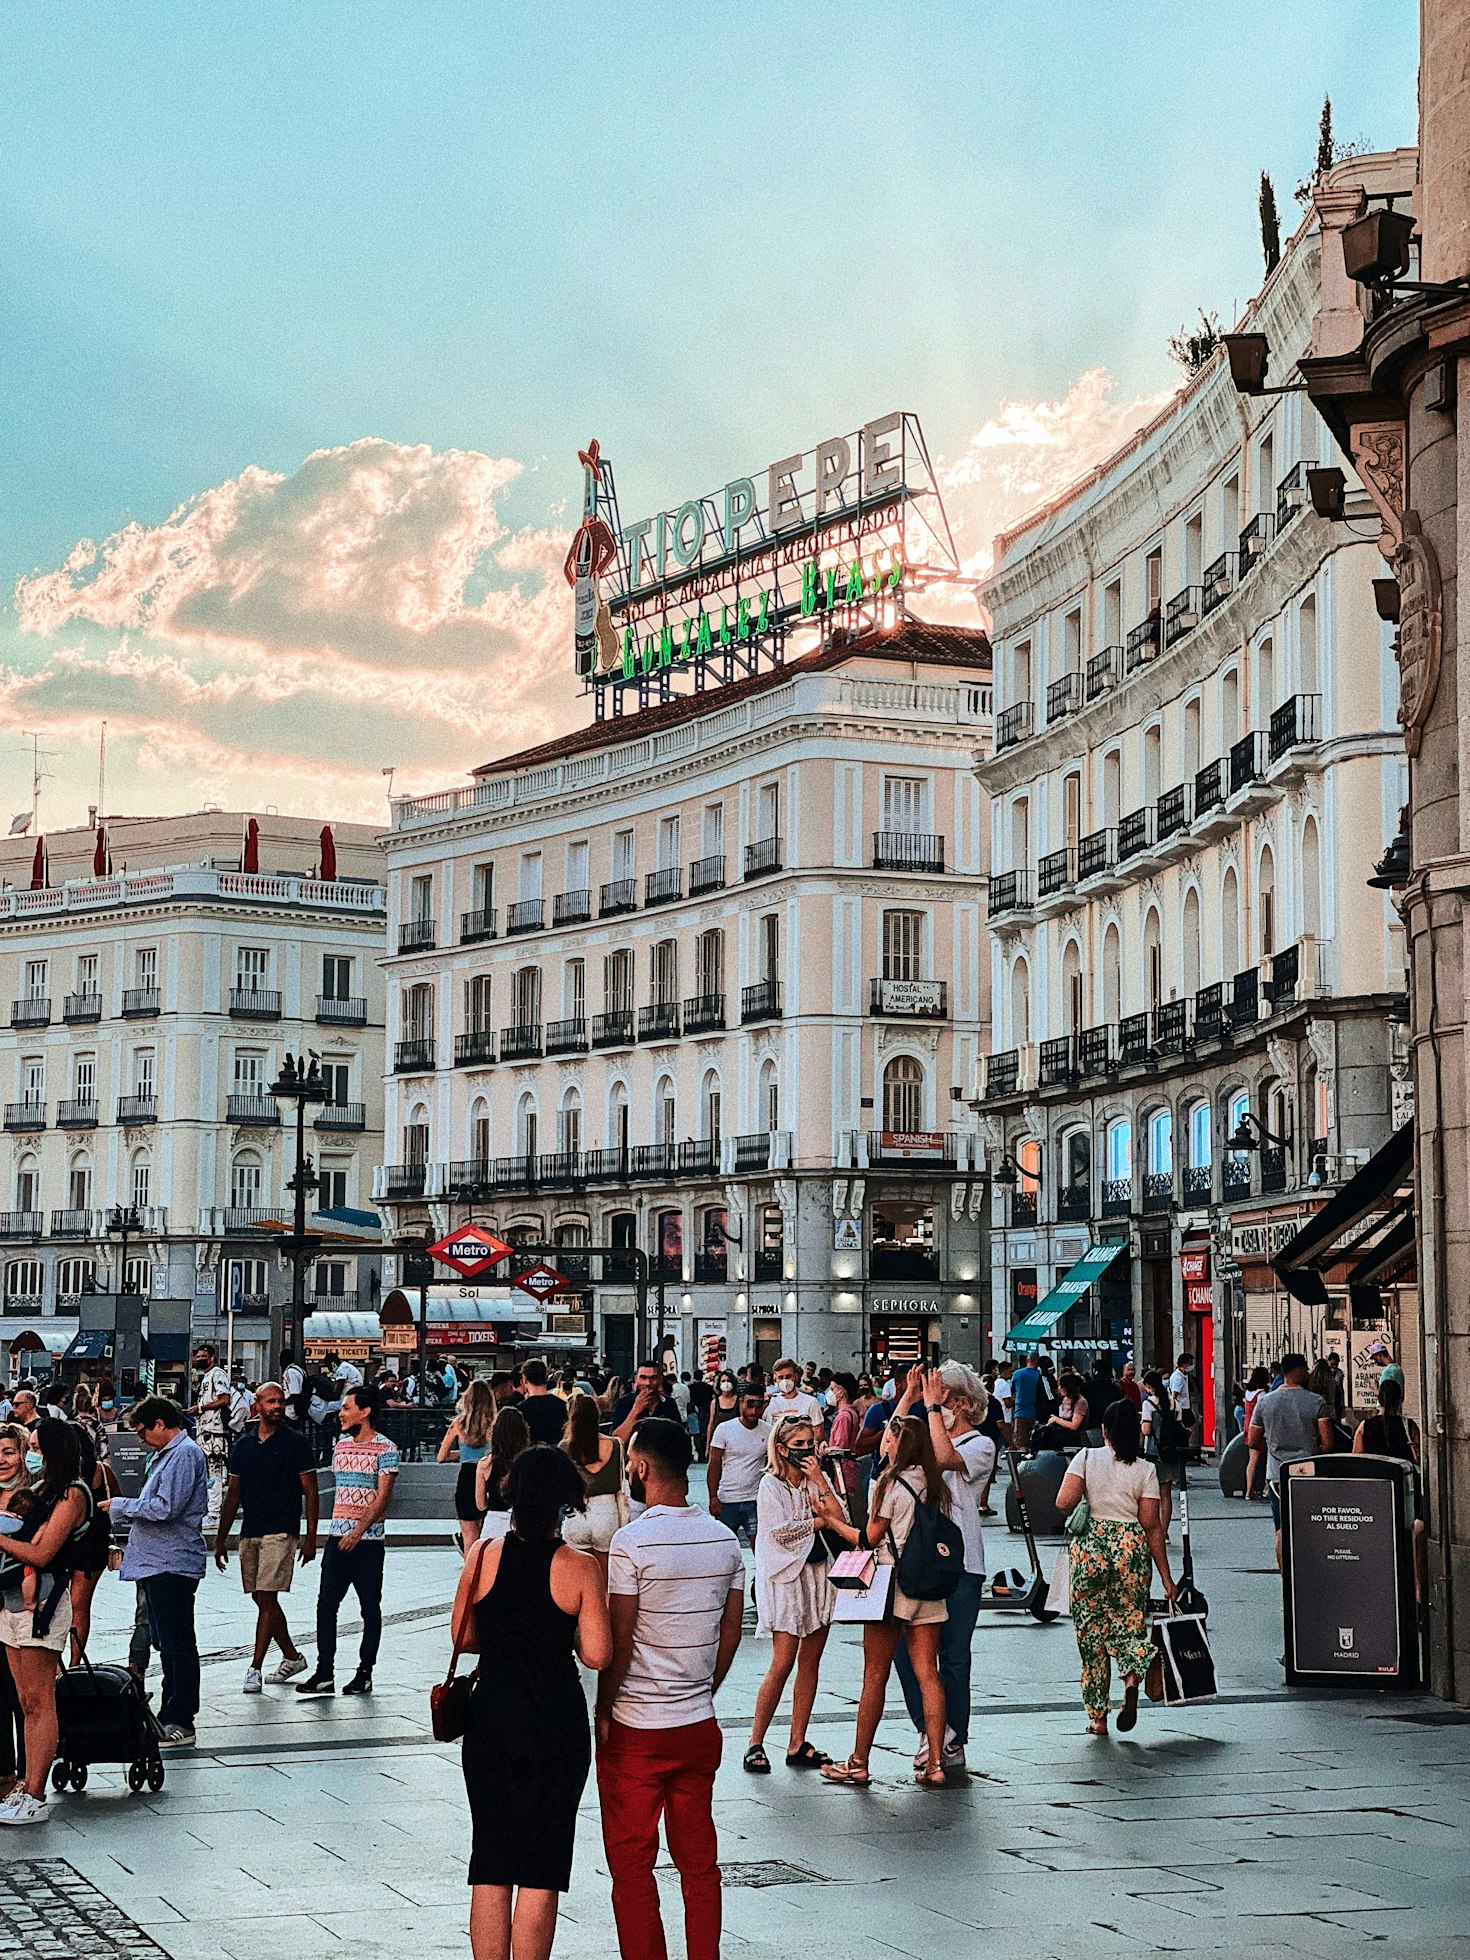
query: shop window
654 1208 683 1283
870 1201 937 1282
695 1208 728 1283
755 1205 784 1281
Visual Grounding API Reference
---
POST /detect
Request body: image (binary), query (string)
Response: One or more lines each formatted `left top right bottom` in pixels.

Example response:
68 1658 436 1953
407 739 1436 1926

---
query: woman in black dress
452 1445 612 1960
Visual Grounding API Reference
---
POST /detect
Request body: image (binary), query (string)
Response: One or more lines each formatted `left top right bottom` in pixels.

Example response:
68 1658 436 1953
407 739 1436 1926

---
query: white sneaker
270 1655 309 1683
941 1742 967 1773
0 1790 47 1827
243 1667 263 1695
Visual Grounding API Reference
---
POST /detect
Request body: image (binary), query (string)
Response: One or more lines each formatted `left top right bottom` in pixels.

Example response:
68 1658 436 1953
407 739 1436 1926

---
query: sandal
785 1741 830 1770
1117 1681 1140 1733
1086 1716 1109 1736
1144 1655 1165 1703
915 1764 949 1788
820 1756 871 1788
742 1745 771 1774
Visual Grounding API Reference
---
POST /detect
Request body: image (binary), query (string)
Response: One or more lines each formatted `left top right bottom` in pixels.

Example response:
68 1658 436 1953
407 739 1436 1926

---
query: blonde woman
440 1379 497 1555
743 1414 847 1776
559 1393 627 1576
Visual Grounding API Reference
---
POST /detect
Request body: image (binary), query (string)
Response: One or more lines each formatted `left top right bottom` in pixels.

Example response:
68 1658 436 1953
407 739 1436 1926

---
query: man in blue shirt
105 1396 208 1747
1010 1354 1043 1452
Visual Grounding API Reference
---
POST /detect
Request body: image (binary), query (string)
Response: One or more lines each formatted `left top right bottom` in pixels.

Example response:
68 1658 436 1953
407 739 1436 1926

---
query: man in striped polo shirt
295 1382 399 1698
596 1417 745 1960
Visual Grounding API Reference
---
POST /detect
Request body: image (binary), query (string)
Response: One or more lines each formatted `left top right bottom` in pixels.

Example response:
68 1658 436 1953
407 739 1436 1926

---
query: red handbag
432 1542 487 1742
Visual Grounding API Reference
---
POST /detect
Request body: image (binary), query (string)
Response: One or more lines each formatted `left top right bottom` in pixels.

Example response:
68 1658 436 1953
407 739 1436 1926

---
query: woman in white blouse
742 1415 847 1775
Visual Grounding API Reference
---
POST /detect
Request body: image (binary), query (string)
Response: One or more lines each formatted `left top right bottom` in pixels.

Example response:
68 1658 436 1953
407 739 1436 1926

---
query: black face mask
786 1445 816 1464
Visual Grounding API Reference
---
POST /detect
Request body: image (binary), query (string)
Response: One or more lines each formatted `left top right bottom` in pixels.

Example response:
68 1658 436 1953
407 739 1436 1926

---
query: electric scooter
983 1447 1058 1624
1172 1453 1208 1620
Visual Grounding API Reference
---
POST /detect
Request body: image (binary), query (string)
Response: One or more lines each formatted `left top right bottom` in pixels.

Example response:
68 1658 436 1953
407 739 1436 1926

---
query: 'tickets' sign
427 1224 513 1280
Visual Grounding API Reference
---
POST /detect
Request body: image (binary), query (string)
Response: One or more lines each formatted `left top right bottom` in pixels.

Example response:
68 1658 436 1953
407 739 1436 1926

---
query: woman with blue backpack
821 1413 960 1790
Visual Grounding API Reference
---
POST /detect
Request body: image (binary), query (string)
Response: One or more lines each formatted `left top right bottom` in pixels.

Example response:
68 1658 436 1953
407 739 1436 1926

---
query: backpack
227 1387 251 1436
889 1475 965 1601
1153 1398 1189 1457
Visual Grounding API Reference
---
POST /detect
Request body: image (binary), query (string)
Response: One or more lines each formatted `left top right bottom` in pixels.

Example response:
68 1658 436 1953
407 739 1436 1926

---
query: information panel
1282 1456 1416 1685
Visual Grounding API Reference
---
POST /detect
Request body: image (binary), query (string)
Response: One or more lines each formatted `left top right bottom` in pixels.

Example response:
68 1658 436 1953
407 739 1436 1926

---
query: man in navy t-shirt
214 1381 318 1693
1010 1355 1043 1452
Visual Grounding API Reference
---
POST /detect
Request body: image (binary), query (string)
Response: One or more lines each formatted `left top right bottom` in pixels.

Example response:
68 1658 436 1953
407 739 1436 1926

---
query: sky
0 1 1418 830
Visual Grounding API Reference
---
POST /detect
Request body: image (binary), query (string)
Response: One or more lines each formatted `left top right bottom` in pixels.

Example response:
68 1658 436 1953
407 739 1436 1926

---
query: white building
976 156 1414 1440
378 623 994 1377
0 812 387 1382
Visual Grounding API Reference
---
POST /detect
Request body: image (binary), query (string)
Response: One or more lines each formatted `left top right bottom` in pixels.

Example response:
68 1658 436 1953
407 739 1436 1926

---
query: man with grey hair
893 1361 996 1776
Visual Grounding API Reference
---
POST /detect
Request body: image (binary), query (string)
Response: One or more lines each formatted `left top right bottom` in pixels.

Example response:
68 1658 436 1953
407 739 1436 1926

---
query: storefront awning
62 1329 113 1361
1005 1240 1127 1350
1273 1123 1414 1306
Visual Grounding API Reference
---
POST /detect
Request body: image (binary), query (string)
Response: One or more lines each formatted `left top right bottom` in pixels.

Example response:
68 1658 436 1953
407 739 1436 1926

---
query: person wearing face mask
742 1415 848 1775
705 1373 740 1456
764 1360 822 1426
0 1427 31 1796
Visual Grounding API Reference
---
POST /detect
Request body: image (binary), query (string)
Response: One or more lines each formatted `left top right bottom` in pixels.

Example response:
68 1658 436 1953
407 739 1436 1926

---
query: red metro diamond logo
427 1224 513 1280
513 1262 568 1303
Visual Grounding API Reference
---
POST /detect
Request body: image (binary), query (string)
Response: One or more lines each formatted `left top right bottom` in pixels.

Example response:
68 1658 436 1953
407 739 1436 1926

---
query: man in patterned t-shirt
296 1382 400 1698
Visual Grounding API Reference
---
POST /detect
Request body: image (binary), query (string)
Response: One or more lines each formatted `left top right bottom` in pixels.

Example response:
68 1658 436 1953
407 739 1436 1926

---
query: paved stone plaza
1 1478 1465 1960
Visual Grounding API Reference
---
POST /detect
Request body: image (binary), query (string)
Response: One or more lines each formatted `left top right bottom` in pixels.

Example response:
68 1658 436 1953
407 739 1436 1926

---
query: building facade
377 624 993 1378
0 813 387 1381
977 163 1413 1440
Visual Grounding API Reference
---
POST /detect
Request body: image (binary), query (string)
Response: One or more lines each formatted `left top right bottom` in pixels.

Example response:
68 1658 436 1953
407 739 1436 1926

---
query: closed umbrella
319 824 337 882
242 816 260 873
93 825 110 877
29 836 46 889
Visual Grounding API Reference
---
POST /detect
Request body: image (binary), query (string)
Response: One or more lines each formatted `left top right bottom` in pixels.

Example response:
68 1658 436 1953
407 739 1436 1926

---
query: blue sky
0 1 1419 822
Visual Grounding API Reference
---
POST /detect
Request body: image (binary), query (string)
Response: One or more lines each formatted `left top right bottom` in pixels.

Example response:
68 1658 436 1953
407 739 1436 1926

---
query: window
882 776 926 834
757 781 780 840
403 1114 429 1166
871 1201 936 1281
123 1256 152 1296
882 1055 924 1132
472 861 494 912
1186 1100 1212 1168
315 1261 348 1297
236 947 268 989
696 929 723 997
4 1259 43 1304
565 958 586 1021
698 1207 728 1280
657 1077 676 1145
1063 772 1082 852
519 852 542 901
657 815 681 869
1102 750 1121 829
1146 1108 1173 1175
23 960 46 1001
1145 545 1162 613
21 1057 44 1106
1182 888 1202 997
321 1058 351 1106
702 1072 722 1143
566 840 589 892
322 955 353 1001
1183 698 1202 777
15 1160 37 1212
135 946 158 990
604 949 632 1013
1061 1127 1090 1192
319 1161 349 1210
760 1061 779 1132
702 804 724 855
512 967 542 1028
57 1258 96 1300
1256 636 1276 721
1063 608 1082 674
465 974 492 1034
409 875 433 923
882 910 924 981
517 1093 539 1158
1143 724 1162 803
655 1208 683 1280
612 828 635 882
757 1205 784 1280
131 1155 152 1211
1144 910 1163 1014
1259 848 1276 959
470 1103 490 1164
1257 430 1274 514
1223 667 1240 744
558 1093 581 1156
651 940 678 1004
1102 925 1121 1024
1103 580 1121 647
1184 511 1203 585
1105 1119 1132 1182
73 1054 96 1102
759 913 780 982
1012 639 1032 705
1221 473 1239 545
76 953 99 996
1010 957 1030 1046
1062 941 1083 1037
233 1049 266 1092
230 1154 263 1208
608 1083 630 1153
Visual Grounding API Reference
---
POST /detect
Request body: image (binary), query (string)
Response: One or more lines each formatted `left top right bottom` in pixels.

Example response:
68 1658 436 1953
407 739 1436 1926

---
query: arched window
67 1153 93 1213
700 1069 722 1143
1143 907 1163 1015
759 1060 780 1133
1301 817 1321 941
1102 924 1121 1024
882 1055 925 1133
130 1151 152 1213
1185 1098 1212 1168
1222 667 1240 744
469 1097 490 1170
696 1206 728 1282
1222 865 1241 976
516 1090 539 1159
230 1151 263 1211
558 1086 581 1157
404 1102 429 1167
1104 1117 1132 1187
1258 845 1276 959
1060 1126 1090 1205
656 1076 676 1146
1299 594 1319 697
1182 887 1202 998
1143 724 1162 803
1010 956 1031 1047
607 1080 630 1154
1061 939 1083 1037
1146 1107 1173 1174
14 1155 38 1215
1256 636 1276 721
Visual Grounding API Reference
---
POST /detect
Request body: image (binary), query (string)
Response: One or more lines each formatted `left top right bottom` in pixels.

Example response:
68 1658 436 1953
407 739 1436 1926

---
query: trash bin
1280 1452 1420 1690
1004 1450 1070 1536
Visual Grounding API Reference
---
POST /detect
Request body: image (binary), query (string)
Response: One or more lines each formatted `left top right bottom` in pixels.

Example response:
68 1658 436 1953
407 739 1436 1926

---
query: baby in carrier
0 1485 87 1635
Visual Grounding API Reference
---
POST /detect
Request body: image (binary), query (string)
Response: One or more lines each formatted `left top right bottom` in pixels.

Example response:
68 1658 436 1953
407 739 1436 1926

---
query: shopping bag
1150 1612 1217 1704
831 1564 895 1623
828 1547 878 1591
1045 1547 1071 1617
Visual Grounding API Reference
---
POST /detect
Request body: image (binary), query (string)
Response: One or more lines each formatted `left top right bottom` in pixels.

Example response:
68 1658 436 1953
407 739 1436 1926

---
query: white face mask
940 1407 957 1431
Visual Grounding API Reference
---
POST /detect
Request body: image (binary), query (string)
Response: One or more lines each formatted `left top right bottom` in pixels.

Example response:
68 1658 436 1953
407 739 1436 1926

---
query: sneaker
941 1742 967 1773
0 1790 47 1827
159 1726 195 1748
295 1674 336 1696
342 1670 373 1696
243 1667 263 1695
269 1655 309 1684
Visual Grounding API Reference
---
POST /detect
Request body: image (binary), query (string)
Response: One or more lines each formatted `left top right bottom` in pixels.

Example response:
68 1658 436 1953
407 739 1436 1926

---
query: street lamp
269 1053 330 1363
106 1205 142 1294
1225 1112 1292 1154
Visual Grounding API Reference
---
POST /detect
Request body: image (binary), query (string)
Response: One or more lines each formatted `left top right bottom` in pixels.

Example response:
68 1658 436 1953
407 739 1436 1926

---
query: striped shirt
328 1431 400 1541
607 1504 744 1729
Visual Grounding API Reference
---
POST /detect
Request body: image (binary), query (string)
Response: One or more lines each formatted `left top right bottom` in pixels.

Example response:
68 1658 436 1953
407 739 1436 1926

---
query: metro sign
513 1262 568 1303
427 1224 513 1280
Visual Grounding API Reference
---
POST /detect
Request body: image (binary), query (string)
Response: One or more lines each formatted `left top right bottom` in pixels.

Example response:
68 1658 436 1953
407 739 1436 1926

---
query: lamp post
269 1054 330 1365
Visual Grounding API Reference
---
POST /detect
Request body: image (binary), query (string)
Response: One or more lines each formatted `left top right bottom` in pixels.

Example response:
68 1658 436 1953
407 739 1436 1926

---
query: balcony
1009 1189 1038 1227
1193 759 1224 823
454 1030 497 1067
1037 848 1077 901
446 1158 491 1196
1163 586 1202 646
631 1142 676 1178
644 868 683 909
591 1009 635 1049
460 907 497 945
1268 693 1322 764
382 1163 427 1200
1124 613 1160 672
1143 1171 1174 1214
1101 1178 1133 1219
1077 1025 1113 1079
315 1101 365 1132
873 831 946 873
995 701 1034 752
546 1017 589 1056
741 980 783 1023
0 1212 41 1240
744 836 783 880
500 1023 543 1061
732 1133 771 1172
639 1001 680 1042
3 1103 45 1132
1086 646 1122 701
868 1130 959 1166
1223 1156 1253 1201
985 1049 1020 1098
1228 731 1266 798
52 1209 104 1238
1153 998 1190 1056
10 998 50 1029
117 1095 158 1125
1275 461 1306 532
63 992 102 1025
492 1156 535 1191
599 879 637 917
1046 672 1081 725
1057 1185 1090 1223
988 871 1032 918
398 919 435 954
1182 1165 1212 1206
1231 966 1260 1027
58 1099 99 1129
582 1147 631 1182
1117 806 1155 864
679 1139 719 1177
1260 1146 1289 1195
394 1037 436 1073
1202 552 1236 613
122 987 160 1018
1153 784 1189 846
230 988 281 1020
1039 1036 1075 1088
316 994 367 1026
219 1208 277 1234
868 976 947 1019
1077 828 1116 883
684 993 726 1034
689 854 726 896
537 1151 584 1188
506 898 544 936
1267 942 1300 1009
1238 511 1274 577
1118 1013 1150 1066
753 1247 783 1280
692 1250 727 1283
552 889 592 927
227 1094 280 1125
1194 981 1226 1044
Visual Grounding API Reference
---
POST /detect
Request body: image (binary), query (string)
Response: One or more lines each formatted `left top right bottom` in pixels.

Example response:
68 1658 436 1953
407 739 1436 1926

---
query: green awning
1004 1240 1128 1350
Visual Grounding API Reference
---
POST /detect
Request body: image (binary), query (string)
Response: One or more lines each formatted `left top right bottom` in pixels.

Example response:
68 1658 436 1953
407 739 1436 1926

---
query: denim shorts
720 1500 758 1542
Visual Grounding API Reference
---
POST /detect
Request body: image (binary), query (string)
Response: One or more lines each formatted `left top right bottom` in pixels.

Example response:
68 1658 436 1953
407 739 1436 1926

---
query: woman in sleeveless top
706 1373 740 1454
558 1394 626 1571
476 1406 529 1543
440 1381 496 1555
453 1446 611 1960
1354 1374 1426 1596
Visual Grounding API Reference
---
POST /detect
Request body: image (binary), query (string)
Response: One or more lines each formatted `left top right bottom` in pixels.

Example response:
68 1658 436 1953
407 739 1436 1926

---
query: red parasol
242 816 260 874
319 824 337 882
29 836 46 890
93 825 110 877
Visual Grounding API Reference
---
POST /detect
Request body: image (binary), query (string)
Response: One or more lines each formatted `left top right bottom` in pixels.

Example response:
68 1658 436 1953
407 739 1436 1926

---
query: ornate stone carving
976 1113 1004 1156
876 1024 940 1062
1305 1018 1337 1129
1392 514 1444 757
1350 420 1406 550
950 1182 965 1222
1265 1032 1295 1089
968 1182 986 1220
